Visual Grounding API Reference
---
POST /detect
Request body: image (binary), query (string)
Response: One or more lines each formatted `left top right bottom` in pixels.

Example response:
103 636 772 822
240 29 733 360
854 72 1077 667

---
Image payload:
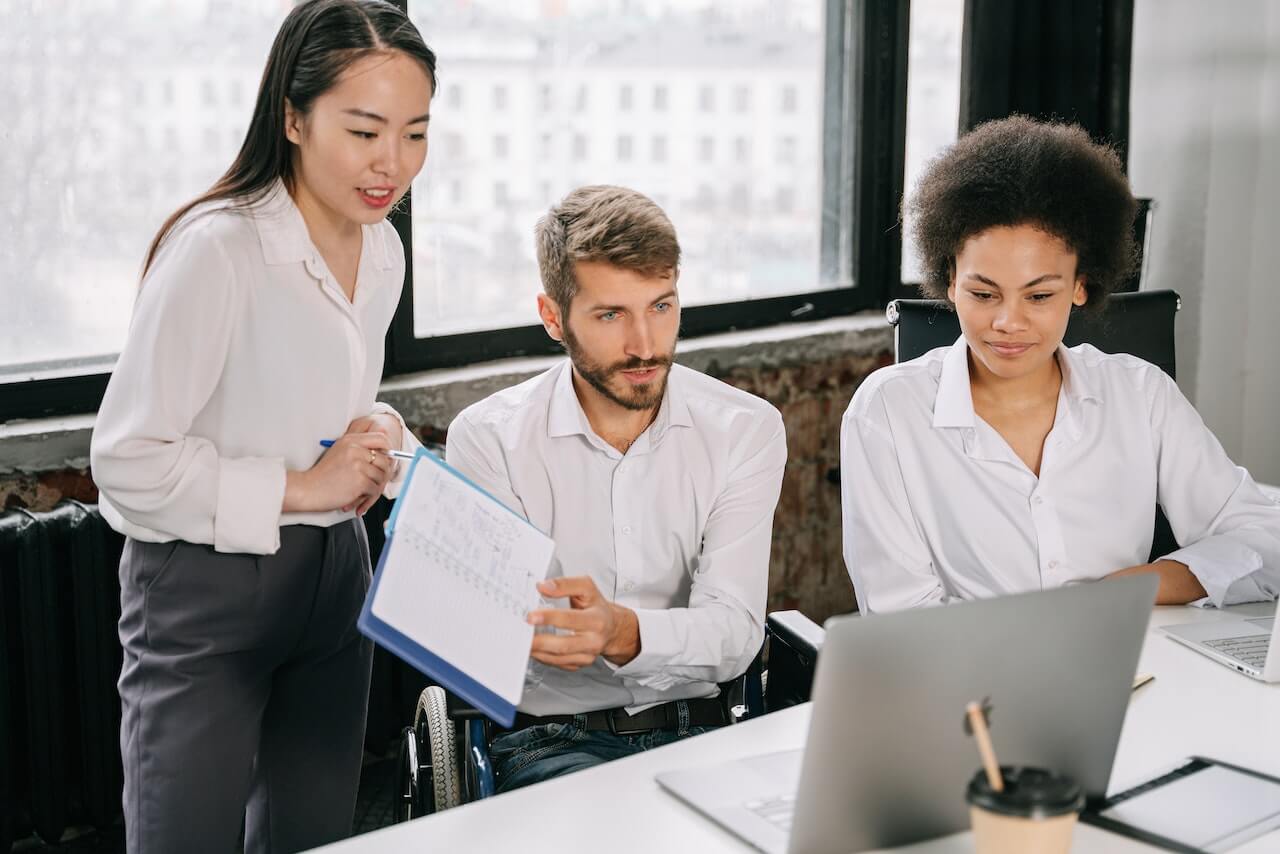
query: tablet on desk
1083 757 1280 853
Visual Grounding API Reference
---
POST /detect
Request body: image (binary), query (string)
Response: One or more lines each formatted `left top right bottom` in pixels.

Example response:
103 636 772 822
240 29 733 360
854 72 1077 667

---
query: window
777 136 797 164
901 0 964 283
398 0 902 359
781 85 798 113
698 84 716 112
5 0 918 419
775 186 796 214
445 132 464 159
2 2 283 419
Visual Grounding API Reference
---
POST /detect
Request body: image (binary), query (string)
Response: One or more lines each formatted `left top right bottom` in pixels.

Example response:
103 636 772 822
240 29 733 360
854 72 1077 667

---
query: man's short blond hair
535 185 681 313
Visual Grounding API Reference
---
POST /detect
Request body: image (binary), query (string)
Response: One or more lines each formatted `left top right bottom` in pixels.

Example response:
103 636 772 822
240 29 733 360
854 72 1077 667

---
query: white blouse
446 362 787 715
841 338 1280 613
91 181 419 556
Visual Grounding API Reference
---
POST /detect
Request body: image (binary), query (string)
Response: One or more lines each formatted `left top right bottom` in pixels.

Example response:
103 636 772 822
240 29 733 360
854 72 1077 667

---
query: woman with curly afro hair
839 116 1280 615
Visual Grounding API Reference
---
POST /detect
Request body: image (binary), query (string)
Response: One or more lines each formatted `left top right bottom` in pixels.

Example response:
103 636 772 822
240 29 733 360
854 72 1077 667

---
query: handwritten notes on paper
368 454 554 709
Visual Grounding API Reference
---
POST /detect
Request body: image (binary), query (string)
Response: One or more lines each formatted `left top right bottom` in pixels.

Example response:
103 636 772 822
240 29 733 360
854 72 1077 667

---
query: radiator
0 501 124 849
0 498 423 851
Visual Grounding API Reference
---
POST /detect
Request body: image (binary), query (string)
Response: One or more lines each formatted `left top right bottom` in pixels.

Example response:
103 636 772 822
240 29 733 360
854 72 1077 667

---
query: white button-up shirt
91 180 419 556
841 338 1280 613
445 361 787 715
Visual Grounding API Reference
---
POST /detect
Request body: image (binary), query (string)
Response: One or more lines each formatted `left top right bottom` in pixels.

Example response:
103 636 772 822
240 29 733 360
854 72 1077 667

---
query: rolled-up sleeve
90 223 286 555
612 410 787 690
1150 372 1280 606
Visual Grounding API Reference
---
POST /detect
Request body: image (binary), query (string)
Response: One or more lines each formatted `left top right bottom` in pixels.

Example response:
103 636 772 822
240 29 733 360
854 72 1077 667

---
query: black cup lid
966 766 1084 818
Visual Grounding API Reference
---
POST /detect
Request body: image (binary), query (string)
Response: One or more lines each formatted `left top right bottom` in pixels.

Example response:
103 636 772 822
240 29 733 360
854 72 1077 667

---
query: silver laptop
1162 602 1278 682
657 575 1158 854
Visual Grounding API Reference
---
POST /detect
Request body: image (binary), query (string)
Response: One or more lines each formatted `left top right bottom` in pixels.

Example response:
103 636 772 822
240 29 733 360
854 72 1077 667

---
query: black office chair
885 288 1182 560
394 609 825 819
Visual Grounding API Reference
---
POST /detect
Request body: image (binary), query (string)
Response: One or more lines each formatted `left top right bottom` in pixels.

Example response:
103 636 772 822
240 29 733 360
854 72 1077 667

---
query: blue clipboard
357 447 545 728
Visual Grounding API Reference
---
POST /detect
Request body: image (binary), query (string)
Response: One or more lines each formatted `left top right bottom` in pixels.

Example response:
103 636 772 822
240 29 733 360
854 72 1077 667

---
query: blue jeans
490 712 716 793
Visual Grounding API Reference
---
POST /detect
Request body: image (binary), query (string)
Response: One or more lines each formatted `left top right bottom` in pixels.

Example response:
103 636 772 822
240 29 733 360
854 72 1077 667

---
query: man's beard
562 323 675 412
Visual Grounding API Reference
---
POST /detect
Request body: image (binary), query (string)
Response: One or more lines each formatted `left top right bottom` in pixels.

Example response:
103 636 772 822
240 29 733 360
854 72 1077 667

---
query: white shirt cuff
370 403 420 498
611 609 679 690
214 456 286 554
1162 539 1264 607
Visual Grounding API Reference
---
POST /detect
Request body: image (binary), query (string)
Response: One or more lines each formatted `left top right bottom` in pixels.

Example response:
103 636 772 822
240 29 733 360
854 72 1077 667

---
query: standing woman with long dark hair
89 2 436 850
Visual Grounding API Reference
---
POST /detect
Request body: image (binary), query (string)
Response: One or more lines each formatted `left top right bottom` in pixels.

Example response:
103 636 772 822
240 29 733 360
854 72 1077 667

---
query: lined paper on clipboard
358 448 553 726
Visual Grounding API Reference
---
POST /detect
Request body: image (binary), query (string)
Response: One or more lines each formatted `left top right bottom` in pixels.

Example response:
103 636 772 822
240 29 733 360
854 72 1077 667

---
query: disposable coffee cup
966 766 1084 854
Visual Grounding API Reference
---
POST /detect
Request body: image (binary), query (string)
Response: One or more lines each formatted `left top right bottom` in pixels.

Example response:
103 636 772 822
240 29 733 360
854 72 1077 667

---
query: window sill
0 312 892 474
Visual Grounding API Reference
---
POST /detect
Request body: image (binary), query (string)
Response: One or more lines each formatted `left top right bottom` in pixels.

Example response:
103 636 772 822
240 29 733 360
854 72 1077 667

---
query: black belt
512 697 728 736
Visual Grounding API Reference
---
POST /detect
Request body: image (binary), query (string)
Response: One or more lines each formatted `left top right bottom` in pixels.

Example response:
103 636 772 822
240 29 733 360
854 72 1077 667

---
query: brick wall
0 344 891 624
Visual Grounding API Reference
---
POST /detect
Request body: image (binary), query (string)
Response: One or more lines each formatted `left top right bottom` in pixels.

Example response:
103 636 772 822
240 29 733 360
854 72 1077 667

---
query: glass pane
409 0 829 338
901 0 964 284
0 0 283 376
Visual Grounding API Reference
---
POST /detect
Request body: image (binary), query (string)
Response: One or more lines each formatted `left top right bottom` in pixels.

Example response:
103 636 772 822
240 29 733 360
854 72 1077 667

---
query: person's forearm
1110 559 1207 605
603 604 641 666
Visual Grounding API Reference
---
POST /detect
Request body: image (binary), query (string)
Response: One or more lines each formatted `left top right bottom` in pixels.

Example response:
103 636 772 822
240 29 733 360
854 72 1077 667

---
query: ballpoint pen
319 439 417 460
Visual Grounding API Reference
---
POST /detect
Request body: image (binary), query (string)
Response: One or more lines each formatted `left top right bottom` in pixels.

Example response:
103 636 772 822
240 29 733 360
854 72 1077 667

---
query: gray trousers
117 521 374 854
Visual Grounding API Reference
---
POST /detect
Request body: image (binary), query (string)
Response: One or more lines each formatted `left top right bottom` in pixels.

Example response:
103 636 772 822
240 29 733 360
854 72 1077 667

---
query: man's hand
1107 559 1207 605
527 576 641 671
341 414 404 513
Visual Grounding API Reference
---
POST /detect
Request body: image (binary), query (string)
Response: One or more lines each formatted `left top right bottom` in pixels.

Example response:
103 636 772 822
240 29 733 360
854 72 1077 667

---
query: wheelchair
394 610 825 820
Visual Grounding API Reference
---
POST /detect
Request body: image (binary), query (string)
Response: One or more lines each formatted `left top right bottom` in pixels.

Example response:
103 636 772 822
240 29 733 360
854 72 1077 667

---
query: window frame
383 0 910 375
0 0 910 422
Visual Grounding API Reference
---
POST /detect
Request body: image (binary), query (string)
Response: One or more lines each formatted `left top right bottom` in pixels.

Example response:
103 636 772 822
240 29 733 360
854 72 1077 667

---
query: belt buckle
606 707 650 736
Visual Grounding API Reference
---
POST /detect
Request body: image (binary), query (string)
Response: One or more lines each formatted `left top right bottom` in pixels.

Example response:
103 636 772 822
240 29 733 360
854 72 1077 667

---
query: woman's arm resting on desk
1145 370 1280 606
1107 559 1207 605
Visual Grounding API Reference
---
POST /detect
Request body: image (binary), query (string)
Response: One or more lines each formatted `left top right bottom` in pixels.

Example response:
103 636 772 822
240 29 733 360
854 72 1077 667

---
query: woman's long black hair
143 0 437 274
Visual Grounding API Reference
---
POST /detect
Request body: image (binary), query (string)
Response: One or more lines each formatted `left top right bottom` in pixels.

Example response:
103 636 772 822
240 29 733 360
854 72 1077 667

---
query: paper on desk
362 450 554 719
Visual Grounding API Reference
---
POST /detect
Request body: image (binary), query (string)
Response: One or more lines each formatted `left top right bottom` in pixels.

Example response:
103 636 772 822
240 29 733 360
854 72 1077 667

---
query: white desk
317 605 1280 854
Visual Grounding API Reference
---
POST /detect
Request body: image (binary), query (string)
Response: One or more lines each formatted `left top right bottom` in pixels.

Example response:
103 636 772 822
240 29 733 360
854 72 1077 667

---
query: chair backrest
886 289 1181 380
885 288 1182 562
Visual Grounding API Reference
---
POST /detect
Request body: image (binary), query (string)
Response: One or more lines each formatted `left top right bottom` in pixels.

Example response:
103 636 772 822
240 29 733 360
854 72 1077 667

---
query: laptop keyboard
745 794 796 832
1205 634 1271 669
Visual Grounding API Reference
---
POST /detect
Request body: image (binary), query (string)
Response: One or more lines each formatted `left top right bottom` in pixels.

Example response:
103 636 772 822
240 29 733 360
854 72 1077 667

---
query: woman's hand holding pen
283 432 393 515
342 414 404 513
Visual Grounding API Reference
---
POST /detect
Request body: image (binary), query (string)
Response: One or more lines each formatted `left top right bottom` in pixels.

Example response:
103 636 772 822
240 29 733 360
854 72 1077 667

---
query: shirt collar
1056 343 1103 405
932 336 977 429
933 336 1103 437
546 361 693 452
251 178 394 272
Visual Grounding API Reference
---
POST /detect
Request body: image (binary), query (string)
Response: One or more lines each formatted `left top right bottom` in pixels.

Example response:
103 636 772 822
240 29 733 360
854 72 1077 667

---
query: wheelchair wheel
402 685 462 819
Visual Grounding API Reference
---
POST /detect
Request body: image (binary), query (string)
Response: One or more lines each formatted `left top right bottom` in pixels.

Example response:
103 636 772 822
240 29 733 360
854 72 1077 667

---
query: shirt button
623 581 635 592
1034 496 1044 505
621 526 632 535
1048 560 1059 570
